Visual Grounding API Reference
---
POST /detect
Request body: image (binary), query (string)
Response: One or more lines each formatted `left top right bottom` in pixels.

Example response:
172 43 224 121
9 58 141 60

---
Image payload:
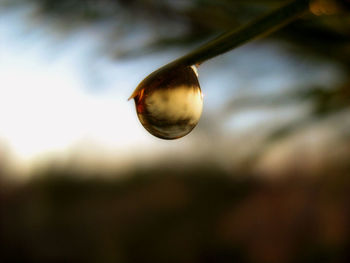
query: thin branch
167 0 310 68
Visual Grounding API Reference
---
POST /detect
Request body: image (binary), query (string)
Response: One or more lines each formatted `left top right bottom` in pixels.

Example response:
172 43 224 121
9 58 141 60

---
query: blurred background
1 0 350 262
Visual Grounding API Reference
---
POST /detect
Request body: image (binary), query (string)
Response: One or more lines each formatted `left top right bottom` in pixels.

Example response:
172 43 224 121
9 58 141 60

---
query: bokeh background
1 0 350 262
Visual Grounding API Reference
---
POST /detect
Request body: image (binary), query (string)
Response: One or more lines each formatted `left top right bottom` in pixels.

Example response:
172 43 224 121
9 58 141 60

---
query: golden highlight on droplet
129 66 203 140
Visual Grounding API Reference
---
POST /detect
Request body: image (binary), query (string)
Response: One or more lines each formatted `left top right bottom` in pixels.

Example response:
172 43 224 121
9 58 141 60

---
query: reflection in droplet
129 65 203 139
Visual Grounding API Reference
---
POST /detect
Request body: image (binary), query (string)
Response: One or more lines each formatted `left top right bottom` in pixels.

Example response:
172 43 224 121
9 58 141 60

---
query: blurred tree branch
2 0 349 59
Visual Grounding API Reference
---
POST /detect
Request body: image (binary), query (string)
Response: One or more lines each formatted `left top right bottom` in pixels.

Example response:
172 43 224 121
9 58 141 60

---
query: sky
0 4 214 176
0 2 347 179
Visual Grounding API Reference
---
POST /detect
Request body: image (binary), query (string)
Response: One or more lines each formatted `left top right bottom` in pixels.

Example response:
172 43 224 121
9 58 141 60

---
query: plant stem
130 0 311 100
168 0 310 68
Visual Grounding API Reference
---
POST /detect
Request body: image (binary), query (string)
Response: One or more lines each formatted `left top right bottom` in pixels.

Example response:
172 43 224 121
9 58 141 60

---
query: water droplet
129 65 203 140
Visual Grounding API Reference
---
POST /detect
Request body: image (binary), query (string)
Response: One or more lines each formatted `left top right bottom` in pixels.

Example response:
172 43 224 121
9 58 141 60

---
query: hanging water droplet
129 65 203 140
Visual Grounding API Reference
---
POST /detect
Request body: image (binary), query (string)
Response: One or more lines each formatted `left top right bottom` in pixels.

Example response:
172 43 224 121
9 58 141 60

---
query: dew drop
129 65 203 140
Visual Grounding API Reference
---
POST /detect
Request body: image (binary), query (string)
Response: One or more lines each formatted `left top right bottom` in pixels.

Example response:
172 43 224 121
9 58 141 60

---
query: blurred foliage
2 0 350 60
1 164 350 263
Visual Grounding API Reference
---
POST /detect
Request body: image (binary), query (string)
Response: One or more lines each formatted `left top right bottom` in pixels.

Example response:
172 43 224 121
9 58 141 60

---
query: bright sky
0 3 347 177
0 6 202 175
